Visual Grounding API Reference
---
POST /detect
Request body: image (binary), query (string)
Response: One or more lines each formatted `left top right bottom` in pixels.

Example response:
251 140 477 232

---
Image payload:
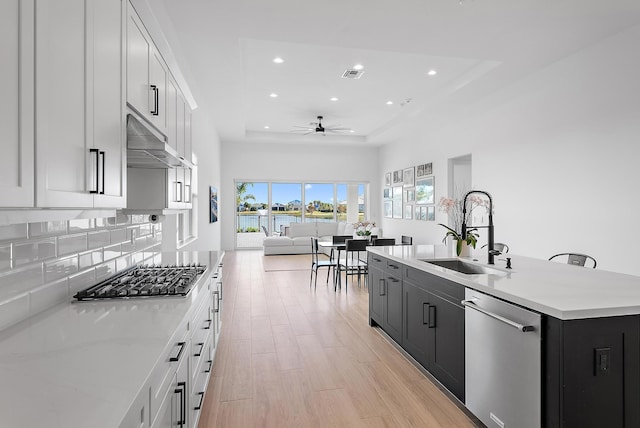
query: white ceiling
150 0 640 146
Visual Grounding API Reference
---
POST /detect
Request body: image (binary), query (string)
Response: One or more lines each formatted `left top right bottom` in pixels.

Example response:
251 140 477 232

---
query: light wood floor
198 250 478 428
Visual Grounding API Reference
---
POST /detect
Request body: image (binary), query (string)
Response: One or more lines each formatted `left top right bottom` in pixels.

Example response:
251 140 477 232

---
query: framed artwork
404 188 415 202
384 172 391 187
403 167 415 187
404 204 413 220
384 201 393 218
415 177 435 204
392 186 403 218
383 188 391 199
209 186 218 223
392 169 403 184
427 205 435 221
416 162 433 177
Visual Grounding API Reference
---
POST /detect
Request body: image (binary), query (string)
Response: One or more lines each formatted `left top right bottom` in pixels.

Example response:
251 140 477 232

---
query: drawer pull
194 391 205 411
205 359 213 373
373 257 382 262
204 319 212 330
194 342 205 357
169 342 186 362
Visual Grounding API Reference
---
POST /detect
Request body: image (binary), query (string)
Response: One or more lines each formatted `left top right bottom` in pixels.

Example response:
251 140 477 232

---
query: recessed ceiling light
273 57 284 64
386 100 393 105
330 97 339 102
349 130 355 133
264 125 270 129
353 64 364 70
269 93 278 98
427 69 437 76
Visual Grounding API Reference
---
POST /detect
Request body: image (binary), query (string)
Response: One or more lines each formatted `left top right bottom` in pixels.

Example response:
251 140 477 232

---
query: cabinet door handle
428 305 437 329
205 359 213 373
387 277 400 283
185 184 191 203
379 278 385 296
389 264 399 270
99 150 105 194
194 342 205 357
194 391 205 411
150 84 159 115
204 319 212 330
175 181 183 202
175 381 186 426
89 149 99 194
169 341 186 362
423 303 430 325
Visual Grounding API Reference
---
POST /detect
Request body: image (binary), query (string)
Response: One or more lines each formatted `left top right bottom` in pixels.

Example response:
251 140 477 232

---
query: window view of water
235 181 367 248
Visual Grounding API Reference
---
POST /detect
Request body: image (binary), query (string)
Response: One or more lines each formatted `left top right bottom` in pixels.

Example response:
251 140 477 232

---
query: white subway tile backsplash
0 244 10 271
0 294 29 331
44 255 79 283
103 244 122 261
58 234 87 256
68 219 93 231
87 230 110 250
0 214 166 330
79 250 103 270
68 270 96 295
0 264 43 301
109 228 127 244
13 238 56 266
0 223 28 242
96 261 116 282
29 278 68 315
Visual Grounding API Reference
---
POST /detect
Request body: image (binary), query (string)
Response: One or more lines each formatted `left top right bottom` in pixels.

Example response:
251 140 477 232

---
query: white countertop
368 245 640 320
0 251 223 428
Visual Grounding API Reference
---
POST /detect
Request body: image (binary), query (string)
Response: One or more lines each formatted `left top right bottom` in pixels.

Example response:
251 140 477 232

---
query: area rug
263 254 311 271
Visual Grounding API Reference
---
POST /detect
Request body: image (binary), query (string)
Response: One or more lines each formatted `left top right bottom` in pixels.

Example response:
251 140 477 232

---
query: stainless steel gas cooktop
73 264 207 301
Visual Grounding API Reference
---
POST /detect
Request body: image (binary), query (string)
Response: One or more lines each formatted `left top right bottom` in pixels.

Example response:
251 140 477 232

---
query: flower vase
451 239 471 257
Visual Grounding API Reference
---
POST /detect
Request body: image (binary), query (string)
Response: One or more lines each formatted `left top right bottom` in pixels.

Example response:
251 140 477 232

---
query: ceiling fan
291 116 351 135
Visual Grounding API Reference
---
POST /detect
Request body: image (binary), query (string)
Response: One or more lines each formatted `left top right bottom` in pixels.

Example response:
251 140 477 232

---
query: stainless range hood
127 109 185 168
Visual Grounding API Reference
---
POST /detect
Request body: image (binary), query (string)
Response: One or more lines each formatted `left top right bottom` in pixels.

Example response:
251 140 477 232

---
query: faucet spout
461 190 495 265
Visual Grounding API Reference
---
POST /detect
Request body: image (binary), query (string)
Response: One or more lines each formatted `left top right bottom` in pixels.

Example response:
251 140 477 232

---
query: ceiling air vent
341 69 365 79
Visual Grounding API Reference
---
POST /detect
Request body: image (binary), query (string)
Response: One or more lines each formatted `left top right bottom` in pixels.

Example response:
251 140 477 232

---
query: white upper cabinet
0 0 35 208
126 4 167 134
35 0 125 208
184 107 192 164
166 76 178 152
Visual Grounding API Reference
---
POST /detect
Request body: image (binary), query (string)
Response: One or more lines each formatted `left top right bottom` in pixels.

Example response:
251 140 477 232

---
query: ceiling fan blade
327 127 351 131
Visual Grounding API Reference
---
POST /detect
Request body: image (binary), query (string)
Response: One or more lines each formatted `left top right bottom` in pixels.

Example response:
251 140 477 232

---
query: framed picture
404 204 413 220
404 189 415 202
384 201 393 218
415 177 435 204
403 167 415 187
392 186 403 218
416 162 433 177
209 186 218 223
384 172 391 186
392 169 403 184
427 205 435 221
383 188 391 199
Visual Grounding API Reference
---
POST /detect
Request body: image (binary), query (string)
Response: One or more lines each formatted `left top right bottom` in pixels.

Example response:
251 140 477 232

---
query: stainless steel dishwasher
462 288 541 428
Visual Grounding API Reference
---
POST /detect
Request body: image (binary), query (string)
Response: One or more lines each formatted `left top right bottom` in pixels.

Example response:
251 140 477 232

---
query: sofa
263 222 380 255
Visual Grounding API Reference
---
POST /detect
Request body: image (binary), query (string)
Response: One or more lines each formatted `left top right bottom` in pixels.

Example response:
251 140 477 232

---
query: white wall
183 108 222 252
378 24 640 275
220 141 379 250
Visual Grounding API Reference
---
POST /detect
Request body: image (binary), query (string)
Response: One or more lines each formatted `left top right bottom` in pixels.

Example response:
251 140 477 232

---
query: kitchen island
367 245 640 428
0 251 223 428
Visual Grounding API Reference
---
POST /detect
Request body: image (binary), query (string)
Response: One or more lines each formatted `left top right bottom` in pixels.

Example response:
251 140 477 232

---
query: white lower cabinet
120 263 223 428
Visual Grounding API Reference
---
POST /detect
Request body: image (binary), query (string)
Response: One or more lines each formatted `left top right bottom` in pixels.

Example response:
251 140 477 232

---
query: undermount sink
421 259 507 276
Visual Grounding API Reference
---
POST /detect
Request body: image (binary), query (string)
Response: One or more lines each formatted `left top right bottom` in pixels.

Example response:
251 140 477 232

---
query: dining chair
481 242 509 254
549 252 597 268
371 238 396 246
337 239 369 291
310 237 338 289
401 235 413 245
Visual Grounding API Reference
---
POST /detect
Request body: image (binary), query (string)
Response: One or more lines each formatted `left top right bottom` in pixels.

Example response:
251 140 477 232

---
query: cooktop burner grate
73 264 207 301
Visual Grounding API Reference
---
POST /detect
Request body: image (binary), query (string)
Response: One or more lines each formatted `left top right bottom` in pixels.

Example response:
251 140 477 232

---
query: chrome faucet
461 190 497 265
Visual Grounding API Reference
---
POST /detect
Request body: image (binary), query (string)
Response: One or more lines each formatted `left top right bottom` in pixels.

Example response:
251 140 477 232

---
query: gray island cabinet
367 245 640 428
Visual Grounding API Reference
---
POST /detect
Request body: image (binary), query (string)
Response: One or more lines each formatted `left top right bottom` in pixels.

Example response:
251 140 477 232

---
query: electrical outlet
594 347 611 376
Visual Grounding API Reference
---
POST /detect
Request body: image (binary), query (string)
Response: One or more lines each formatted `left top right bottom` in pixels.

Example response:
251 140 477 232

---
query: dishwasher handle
461 299 535 332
